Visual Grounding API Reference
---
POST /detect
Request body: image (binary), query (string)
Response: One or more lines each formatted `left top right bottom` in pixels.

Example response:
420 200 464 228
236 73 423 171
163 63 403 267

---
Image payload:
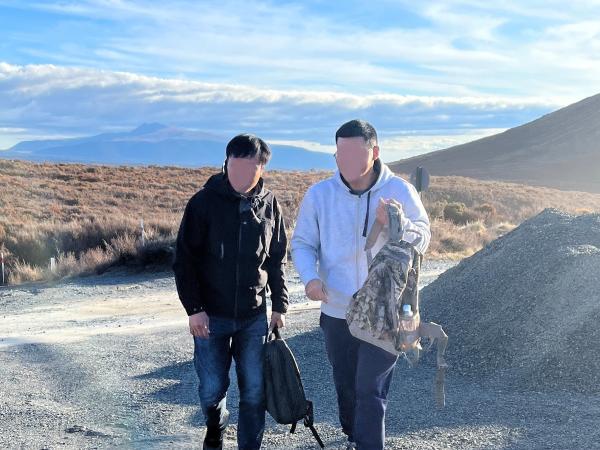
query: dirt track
1 264 599 449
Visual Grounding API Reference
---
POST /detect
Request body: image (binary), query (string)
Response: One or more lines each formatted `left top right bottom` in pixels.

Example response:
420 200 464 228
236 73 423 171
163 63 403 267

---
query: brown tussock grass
2 159 600 284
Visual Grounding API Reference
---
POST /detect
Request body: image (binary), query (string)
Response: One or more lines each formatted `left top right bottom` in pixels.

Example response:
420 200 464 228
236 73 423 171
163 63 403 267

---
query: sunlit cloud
1 0 599 157
0 63 562 157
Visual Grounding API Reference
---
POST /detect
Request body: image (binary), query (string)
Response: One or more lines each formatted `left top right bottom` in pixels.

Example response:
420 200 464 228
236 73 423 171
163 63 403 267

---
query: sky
1 0 599 161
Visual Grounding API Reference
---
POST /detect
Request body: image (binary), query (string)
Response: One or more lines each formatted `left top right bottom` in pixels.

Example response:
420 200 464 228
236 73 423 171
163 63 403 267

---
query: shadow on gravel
132 326 538 443
15 343 93 397
133 327 342 429
64 269 173 288
0 269 174 294
134 360 198 407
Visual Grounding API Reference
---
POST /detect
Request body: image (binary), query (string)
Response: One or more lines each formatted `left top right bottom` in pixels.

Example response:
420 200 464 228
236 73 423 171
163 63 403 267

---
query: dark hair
225 133 271 165
335 119 378 148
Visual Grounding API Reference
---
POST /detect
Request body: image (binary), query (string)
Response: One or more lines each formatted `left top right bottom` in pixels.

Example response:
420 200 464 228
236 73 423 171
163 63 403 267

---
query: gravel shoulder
1 263 598 449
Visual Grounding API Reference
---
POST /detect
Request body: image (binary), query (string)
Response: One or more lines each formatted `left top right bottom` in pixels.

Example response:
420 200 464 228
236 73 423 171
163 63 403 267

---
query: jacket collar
204 172 266 201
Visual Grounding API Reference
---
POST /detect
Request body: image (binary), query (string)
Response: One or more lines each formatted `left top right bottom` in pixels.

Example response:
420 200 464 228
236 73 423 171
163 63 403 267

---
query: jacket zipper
356 194 361 292
235 219 244 319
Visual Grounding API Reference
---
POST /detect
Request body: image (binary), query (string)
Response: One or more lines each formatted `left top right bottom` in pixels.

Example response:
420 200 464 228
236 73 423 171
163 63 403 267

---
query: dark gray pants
320 313 398 450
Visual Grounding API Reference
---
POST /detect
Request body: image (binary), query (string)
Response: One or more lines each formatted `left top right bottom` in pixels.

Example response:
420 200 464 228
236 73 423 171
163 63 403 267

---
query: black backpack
263 327 324 448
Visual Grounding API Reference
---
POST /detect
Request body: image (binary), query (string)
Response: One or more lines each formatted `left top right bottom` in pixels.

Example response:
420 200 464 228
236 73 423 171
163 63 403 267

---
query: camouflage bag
346 203 448 407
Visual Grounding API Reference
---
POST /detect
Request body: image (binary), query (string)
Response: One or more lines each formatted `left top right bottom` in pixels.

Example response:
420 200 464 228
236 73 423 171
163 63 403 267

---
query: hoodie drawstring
362 191 371 237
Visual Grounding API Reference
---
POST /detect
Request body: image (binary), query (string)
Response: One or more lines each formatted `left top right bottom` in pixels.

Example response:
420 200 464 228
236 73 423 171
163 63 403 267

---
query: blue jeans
320 313 398 450
193 313 268 450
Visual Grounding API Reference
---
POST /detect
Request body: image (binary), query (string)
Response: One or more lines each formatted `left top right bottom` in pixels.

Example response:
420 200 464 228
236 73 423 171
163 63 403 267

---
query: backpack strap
303 401 325 448
287 401 324 448
364 221 384 267
365 204 400 266
306 423 325 448
435 366 446 408
364 203 424 266
268 326 282 342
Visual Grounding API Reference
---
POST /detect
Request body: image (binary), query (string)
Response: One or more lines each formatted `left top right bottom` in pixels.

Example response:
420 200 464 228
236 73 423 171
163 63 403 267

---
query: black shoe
203 410 229 450
202 440 222 450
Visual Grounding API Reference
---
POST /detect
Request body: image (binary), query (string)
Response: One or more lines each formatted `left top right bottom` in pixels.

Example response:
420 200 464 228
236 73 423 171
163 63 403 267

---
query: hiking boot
203 440 222 450
203 410 230 450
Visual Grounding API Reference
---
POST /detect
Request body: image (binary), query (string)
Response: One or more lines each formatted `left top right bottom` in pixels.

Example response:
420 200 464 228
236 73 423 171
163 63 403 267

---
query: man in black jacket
173 134 289 450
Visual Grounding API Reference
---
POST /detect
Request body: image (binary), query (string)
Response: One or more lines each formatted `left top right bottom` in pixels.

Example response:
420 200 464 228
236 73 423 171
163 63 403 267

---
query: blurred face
335 136 379 185
227 156 264 194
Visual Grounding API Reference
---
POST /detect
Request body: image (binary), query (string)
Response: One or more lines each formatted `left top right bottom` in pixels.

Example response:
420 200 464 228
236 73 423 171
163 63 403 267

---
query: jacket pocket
208 237 224 260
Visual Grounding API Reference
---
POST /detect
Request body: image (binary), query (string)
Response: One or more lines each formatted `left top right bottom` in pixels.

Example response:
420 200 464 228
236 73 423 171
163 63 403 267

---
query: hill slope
390 93 600 192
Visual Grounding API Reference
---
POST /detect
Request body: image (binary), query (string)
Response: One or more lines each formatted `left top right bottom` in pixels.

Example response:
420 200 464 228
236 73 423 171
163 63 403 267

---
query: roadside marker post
140 219 145 246
1 252 5 285
410 166 430 196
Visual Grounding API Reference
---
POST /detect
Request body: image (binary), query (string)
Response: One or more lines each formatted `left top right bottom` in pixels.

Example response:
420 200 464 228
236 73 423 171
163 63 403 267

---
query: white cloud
3 1 600 156
0 63 567 155
4 1 600 99
267 140 336 154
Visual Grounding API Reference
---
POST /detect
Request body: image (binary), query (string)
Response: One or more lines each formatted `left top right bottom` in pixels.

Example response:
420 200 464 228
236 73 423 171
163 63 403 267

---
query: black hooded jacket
173 173 289 318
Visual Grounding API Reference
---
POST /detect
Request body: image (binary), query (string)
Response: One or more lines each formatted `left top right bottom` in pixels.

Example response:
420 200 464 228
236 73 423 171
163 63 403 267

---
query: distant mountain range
390 93 600 193
0 123 336 171
5 92 600 192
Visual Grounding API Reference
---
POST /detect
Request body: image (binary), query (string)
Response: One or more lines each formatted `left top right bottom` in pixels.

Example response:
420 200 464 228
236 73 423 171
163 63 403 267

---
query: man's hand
376 198 403 226
189 311 210 339
305 279 328 302
269 312 286 332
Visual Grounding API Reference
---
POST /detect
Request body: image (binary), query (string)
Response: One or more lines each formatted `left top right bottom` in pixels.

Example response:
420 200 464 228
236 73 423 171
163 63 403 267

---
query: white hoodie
291 161 431 319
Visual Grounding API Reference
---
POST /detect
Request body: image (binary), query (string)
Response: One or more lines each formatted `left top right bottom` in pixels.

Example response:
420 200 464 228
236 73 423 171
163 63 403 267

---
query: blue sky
1 0 599 161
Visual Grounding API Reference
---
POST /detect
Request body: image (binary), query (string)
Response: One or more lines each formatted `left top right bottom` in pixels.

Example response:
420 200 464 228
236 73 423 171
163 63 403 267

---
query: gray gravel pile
421 208 600 393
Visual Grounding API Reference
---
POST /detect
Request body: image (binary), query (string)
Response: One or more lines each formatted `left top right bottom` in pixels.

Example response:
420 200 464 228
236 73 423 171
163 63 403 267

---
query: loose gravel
421 208 600 393
0 251 599 449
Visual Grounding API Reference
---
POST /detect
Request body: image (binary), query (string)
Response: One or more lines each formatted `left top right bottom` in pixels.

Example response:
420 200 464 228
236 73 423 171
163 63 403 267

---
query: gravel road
1 261 598 449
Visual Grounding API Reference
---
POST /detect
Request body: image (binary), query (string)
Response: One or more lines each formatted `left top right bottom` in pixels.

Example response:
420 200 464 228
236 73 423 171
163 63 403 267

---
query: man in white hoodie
291 119 430 450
